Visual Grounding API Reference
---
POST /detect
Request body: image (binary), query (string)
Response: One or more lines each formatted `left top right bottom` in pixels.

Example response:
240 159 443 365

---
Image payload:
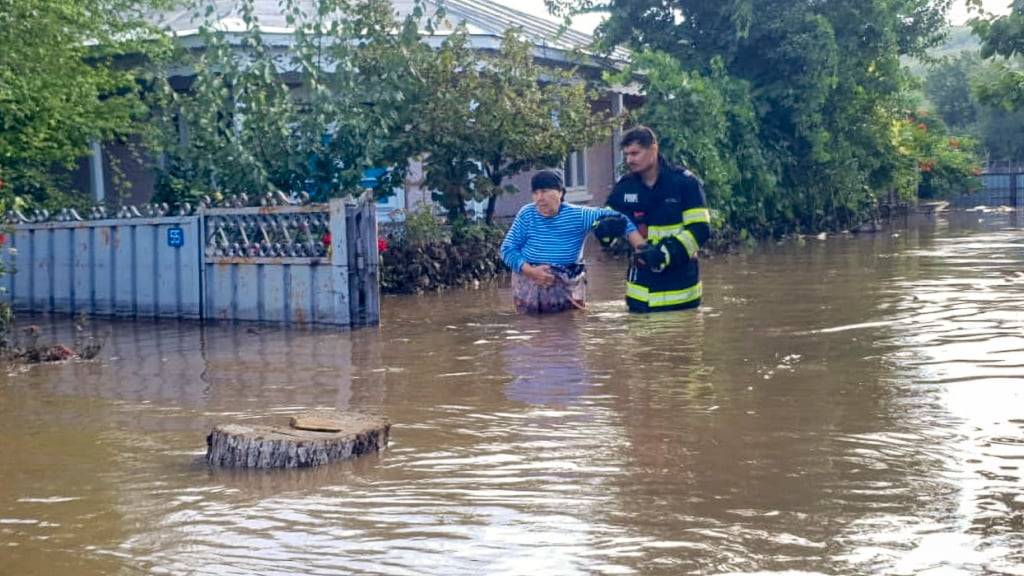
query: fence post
1013 173 1020 208
345 192 380 326
329 198 352 327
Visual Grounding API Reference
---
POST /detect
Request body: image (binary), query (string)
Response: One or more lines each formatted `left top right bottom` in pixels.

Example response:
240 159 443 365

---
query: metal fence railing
952 173 1023 209
2 195 379 328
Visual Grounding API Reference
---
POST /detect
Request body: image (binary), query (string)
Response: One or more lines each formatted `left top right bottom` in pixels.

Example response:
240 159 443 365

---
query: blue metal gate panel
954 174 1018 208
200 202 349 326
3 217 202 319
203 258 338 325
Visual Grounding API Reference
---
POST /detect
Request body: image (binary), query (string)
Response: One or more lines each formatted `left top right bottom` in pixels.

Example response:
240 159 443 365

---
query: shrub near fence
379 209 506 294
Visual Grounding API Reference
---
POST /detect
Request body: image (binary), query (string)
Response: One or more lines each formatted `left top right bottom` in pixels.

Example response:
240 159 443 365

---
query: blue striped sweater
500 202 636 273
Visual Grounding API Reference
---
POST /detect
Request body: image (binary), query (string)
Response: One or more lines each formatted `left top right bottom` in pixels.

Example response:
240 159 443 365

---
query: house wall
490 133 618 219
70 156 92 199
587 137 616 207
493 171 534 219
489 95 628 219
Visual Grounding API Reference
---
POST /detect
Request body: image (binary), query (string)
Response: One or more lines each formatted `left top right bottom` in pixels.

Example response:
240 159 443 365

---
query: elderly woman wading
501 170 645 314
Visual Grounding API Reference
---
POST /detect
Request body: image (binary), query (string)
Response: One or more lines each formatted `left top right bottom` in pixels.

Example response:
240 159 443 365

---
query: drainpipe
89 139 105 203
611 92 624 177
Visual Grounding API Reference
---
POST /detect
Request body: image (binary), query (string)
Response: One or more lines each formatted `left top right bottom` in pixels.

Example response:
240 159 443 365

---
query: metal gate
952 173 1024 208
2 195 379 327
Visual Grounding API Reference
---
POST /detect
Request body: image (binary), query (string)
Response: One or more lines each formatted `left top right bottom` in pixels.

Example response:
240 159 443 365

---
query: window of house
563 149 590 202
564 149 587 188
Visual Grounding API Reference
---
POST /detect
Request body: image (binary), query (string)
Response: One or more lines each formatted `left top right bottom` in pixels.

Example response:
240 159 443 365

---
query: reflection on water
1 212 1022 575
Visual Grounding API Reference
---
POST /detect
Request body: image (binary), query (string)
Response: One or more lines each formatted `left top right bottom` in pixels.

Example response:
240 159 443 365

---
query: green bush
380 210 506 294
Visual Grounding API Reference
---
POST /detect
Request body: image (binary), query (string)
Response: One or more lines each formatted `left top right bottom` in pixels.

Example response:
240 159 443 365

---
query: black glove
634 243 669 272
659 236 689 266
592 214 627 247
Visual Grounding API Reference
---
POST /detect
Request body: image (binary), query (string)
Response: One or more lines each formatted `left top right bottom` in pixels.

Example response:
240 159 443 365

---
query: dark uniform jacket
607 157 711 312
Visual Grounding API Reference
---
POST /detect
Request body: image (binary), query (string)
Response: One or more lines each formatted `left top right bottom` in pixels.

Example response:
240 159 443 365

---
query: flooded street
1 212 1022 575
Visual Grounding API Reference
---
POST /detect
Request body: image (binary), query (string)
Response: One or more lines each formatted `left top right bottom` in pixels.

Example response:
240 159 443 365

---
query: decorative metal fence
1 195 379 328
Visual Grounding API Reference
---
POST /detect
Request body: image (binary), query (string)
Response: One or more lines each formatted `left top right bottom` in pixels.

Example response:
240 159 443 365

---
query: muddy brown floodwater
1 212 1022 575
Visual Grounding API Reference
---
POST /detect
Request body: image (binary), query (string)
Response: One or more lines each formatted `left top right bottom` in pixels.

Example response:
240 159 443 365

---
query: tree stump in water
206 410 390 468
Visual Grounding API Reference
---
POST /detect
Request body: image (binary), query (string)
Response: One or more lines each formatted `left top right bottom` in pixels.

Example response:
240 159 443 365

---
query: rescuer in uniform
593 126 711 312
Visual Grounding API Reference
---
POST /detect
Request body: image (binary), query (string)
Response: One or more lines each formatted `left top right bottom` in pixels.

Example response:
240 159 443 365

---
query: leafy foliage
922 49 1024 164
154 1 607 222
971 1 1024 111
0 0 171 209
550 0 985 238
411 28 610 223
380 208 506 293
925 52 981 129
152 0 434 204
896 111 981 198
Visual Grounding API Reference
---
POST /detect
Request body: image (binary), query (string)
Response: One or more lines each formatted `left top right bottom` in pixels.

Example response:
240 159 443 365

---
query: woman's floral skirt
512 264 587 314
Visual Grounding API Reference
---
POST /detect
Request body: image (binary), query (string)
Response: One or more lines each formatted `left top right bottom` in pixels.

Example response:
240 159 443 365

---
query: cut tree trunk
206 410 390 468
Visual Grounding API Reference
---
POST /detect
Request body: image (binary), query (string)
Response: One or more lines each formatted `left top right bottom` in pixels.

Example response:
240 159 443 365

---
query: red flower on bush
916 123 928 132
377 237 389 253
0 233 6 246
321 231 331 246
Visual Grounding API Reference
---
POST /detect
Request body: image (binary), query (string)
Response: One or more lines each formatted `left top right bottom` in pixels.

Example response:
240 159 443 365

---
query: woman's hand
521 263 556 287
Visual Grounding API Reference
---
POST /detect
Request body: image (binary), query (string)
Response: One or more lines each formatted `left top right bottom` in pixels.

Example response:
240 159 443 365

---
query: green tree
922 51 1024 163
153 0 434 203
925 52 981 130
895 111 981 198
411 28 610 223
0 0 170 209
549 0 965 234
978 106 1024 161
608 52 779 237
971 0 1024 110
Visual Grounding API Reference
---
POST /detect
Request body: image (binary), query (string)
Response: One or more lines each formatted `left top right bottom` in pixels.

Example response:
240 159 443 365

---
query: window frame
563 148 591 203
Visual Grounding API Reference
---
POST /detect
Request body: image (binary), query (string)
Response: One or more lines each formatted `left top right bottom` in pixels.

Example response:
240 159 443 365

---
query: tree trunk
206 410 390 468
485 170 503 225
485 195 497 225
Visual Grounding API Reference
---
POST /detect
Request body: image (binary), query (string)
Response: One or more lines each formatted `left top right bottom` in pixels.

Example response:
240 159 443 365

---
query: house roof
149 0 629 66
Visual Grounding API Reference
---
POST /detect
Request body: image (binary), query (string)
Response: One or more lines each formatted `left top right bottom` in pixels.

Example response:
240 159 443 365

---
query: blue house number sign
167 226 185 248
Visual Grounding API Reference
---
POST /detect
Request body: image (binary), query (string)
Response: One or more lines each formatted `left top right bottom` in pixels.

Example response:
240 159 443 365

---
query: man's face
623 142 658 174
532 188 562 217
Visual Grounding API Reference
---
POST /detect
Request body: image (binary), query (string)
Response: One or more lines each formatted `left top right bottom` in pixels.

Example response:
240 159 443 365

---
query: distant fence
1 195 379 328
951 173 1024 209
